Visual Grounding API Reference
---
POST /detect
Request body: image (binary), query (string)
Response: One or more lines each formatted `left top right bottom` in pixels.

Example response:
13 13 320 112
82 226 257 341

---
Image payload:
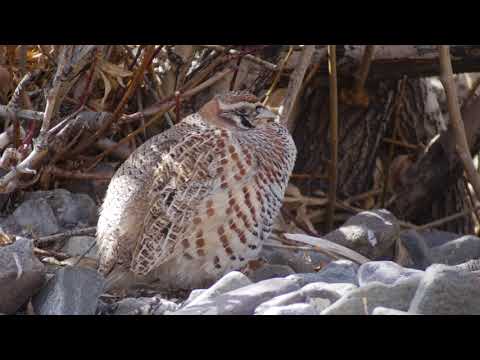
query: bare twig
264 241 340 261
199 45 278 71
353 45 377 96
45 165 112 181
40 46 68 133
462 176 480 230
0 106 44 122
283 233 371 264
34 247 70 261
35 226 97 245
381 77 408 206
280 45 316 132
86 67 234 170
344 189 383 204
382 137 421 150
416 204 480 231
71 45 158 156
122 67 234 123
438 45 480 201
262 46 294 106
95 138 131 160
72 240 98 267
326 45 338 232
7 69 43 109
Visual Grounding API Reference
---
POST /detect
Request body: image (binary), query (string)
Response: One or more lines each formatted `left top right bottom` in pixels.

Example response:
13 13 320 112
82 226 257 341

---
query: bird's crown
214 91 259 105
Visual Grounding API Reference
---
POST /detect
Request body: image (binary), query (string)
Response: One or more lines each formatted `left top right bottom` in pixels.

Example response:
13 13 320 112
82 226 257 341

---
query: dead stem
199 45 278 71
326 45 339 232
380 76 408 207
281 45 316 132
35 226 97 245
416 204 480 231
86 67 234 170
438 45 480 201
262 46 294 106
353 45 377 96
71 45 158 157
45 165 113 181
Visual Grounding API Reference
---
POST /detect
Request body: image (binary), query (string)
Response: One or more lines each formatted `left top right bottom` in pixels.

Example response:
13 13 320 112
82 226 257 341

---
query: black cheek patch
240 117 255 129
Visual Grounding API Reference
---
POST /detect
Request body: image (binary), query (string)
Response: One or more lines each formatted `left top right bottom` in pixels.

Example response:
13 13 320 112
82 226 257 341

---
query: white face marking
216 100 277 130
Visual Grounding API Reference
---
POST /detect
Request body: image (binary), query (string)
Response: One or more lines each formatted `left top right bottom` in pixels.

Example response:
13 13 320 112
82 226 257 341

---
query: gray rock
254 290 307 313
61 236 98 259
256 303 318 315
308 252 338 270
171 278 300 315
430 235 480 266
32 267 105 315
24 189 97 228
325 209 399 259
111 298 147 315
113 297 179 315
399 230 433 270
13 198 59 237
150 298 180 315
0 215 21 235
409 264 480 315
0 238 46 314
419 229 460 248
372 306 413 315
321 277 421 315
260 245 316 273
96 299 111 315
310 297 333 312
183 271 252 308
249 264 295 282
303 282 358 303
255 282 357 314
358 261 424 287
287 260 359 287
182 289 207 306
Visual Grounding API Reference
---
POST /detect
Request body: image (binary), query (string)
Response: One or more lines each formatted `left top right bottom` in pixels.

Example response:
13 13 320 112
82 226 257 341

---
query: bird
96 91 297 292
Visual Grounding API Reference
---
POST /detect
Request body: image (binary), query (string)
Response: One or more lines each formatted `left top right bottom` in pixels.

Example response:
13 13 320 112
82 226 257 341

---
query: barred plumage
97 91 297 291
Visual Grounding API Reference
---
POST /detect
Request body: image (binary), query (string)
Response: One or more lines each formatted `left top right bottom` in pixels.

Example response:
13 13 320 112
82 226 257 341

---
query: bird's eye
240 116 254 129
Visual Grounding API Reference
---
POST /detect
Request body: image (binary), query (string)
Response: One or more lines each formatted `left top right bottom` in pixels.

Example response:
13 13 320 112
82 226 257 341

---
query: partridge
97 91 297 291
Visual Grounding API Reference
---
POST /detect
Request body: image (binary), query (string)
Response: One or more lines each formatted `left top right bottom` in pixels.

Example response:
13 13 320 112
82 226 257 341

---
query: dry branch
326 45 338 232
86 67 234 169
416 204 480 231
353 45 377 93
35 226 97 245
438 45 480 200
283 233 371 264
262 46 294 106
70 45 158 156
199 45 278 71
281 45 316 132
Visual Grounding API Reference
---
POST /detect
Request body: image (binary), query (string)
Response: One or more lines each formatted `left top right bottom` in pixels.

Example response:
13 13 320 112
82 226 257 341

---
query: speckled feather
97 96 296 290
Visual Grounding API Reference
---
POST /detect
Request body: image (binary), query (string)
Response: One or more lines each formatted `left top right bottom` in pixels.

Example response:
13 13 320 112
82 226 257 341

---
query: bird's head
199 91 277 131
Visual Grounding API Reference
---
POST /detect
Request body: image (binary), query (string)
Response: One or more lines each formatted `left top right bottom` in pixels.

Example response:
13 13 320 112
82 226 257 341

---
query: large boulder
0 238 46 314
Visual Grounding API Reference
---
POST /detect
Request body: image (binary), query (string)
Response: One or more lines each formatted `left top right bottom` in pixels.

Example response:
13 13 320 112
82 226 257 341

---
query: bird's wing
97 130 182 275
130 128 234 276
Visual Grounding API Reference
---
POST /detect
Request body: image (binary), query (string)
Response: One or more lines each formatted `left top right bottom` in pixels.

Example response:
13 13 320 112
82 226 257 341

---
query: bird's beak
256 107 277 120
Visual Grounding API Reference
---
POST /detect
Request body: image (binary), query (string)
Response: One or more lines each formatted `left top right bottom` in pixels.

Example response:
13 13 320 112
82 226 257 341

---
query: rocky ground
1 188 480 315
